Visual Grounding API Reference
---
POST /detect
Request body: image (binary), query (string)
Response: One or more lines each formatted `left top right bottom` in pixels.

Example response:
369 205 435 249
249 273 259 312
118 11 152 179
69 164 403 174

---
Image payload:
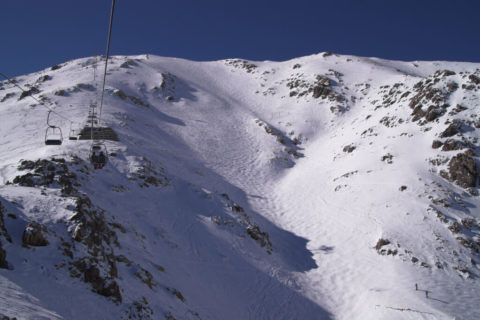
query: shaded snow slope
0 52 479 319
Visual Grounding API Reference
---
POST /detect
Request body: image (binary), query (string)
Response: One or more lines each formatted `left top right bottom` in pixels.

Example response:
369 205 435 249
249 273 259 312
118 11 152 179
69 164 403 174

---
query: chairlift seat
89 143 108 169
45 139 62 145
45 125 63 146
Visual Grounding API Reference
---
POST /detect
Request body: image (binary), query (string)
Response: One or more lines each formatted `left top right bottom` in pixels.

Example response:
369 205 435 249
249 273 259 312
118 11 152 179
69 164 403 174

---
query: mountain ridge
0 52 479 319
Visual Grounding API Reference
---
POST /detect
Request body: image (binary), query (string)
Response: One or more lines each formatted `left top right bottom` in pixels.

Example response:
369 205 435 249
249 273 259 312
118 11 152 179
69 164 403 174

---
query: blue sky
1 0 479 77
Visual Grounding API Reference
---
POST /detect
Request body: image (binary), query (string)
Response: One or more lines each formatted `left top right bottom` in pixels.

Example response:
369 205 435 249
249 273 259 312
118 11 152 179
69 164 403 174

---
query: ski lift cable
0 71 79 126
98 0 116 125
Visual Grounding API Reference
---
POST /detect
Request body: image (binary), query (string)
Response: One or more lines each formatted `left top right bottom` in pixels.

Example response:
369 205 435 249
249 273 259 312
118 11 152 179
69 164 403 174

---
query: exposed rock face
447 153 478 188
0 202 11 269
343 144 356 153
22 221 49 247
440 121 462 138
77 262 121 302
0 244 7 269
0 202 10 240
441 139 468 151
69 196 122 302
18 87 40 101
375 238 390 250
13 158 78 195
469 74 480 85
432 140 443 149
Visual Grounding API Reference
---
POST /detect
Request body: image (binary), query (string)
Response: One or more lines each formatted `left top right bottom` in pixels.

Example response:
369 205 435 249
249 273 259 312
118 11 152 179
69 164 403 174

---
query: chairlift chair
69 131 79 140
45 126 63 145
89 142 108 169
69 123 80 140
44 111 63 145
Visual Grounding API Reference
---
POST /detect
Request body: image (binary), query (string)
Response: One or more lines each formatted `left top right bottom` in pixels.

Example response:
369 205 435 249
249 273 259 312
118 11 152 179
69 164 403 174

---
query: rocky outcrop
224 59 257 73
0 243 7 269
69 196 122 302
441 139 469 151
469 74 480 85
13 158 79 195
0 202 11 269
113 89 149 107
18 86 40 101
446 152 478 189
22 221 49 247
440 120 462 138
72 260 121 302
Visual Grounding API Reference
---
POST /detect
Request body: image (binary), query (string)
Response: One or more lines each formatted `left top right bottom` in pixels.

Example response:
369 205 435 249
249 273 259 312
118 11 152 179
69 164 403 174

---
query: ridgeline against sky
1 0 479 77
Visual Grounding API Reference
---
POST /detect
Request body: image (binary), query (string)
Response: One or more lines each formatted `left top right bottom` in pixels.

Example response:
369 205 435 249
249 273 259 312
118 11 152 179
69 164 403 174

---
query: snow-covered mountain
0 52 479 320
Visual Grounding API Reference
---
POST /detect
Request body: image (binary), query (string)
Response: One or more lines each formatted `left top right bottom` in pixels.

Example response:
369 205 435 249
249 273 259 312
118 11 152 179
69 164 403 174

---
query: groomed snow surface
0 53 479 319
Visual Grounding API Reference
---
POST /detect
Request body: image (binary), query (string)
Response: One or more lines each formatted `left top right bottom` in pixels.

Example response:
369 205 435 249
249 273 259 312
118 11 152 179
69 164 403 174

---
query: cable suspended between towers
89 0 116 169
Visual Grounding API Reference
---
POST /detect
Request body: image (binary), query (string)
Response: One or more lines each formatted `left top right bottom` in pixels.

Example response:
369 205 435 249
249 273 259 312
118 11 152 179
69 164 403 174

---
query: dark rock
437 70 456 77
447 153 477 188
0 203 8 268
381 154 393 164
411 257 418 263
113 89 127 100
84 265 121 302
456 237 479 253
75 83 94 91
1 92 15 102
425 105 442 121
449 104 468 115
18 87 40 101
448 221 461 234
247 225 272 252
461 218 474 230
399 186 407 191
375 238 390 250
469 74 480 84
37 75 51 83
441 139 467 151
0 202 11 243
462 84 476 90
446 81 458 92
292 63 301 69
54 90 66 96
51 65 62 71
0 242 7 269
173 289 185 302
22 222 49 247
440 121 461 138
312 85 331 99
18 160 35 170
315 75 332 86
411 106 426 121
432 140 443 149
343 144 356 153
120 60 136 68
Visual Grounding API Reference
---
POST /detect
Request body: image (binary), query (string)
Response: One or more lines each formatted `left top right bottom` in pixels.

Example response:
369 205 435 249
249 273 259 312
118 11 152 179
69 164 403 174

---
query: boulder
22 222 49 247
440 121 461 138
441 139 467 151
469 74 480 85
432 140 443 149
447 153 478 188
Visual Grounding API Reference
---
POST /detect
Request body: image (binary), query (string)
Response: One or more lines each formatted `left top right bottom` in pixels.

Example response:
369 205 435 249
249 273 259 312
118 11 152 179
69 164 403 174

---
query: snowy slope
0 52 479 320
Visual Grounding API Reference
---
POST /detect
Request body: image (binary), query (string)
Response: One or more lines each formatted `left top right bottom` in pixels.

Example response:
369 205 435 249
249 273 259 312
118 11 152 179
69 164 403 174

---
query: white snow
0 53 479 319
